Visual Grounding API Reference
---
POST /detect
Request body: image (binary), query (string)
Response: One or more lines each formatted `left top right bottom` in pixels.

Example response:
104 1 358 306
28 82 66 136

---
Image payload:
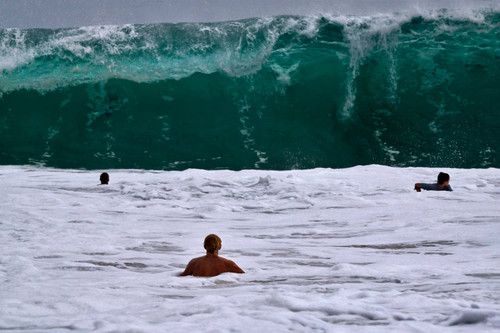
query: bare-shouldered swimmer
179 234 244 277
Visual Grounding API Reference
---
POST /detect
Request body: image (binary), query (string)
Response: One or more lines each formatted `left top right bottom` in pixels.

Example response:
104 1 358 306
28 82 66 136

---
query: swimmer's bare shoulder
220 257 244 273
178 256 203 276
178 256 244 276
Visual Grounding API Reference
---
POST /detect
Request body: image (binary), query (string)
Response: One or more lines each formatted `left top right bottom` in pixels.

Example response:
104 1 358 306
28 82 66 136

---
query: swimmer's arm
417 183 437 191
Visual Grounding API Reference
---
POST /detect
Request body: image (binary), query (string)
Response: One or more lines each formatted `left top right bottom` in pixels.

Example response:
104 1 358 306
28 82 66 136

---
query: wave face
1 11 499 170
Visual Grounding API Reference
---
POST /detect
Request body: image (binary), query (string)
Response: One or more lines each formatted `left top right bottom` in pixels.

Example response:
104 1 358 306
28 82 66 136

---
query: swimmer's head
204 234 221 253
100 172 109 185
437 172 450 185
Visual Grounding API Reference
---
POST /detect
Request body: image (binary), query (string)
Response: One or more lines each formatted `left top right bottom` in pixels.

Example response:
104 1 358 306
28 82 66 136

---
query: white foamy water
1 165 499 332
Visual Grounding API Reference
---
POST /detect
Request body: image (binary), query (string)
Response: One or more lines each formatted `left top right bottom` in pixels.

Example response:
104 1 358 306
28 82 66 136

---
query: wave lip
1 9 499 93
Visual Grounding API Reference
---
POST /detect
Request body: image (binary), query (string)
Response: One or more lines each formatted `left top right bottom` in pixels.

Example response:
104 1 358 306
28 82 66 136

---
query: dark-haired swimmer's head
100 172 109 185
438 172 450 185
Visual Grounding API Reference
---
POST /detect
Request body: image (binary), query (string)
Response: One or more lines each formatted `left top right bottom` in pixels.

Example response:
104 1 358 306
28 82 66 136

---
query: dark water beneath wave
1 11 499 170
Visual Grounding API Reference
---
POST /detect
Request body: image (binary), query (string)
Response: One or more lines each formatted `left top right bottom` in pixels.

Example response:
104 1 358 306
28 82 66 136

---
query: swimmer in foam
414 172 452 192
100 172 109 185
179 234 245 277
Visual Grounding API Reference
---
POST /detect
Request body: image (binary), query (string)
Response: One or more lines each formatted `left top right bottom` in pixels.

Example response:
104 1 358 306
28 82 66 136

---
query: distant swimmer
179 234 245 277
414 172 452 192
100 172 109 185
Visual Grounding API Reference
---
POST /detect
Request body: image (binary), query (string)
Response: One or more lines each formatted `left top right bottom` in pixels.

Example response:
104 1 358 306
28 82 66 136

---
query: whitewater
1 165 499 332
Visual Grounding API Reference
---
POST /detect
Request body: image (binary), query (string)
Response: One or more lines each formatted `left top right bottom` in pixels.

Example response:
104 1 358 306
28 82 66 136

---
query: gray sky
0 0 497 28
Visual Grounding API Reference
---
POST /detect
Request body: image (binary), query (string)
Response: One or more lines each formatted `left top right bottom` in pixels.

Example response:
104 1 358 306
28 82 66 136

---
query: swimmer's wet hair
204 234 221 253
100 172 109 184
438 172 450 185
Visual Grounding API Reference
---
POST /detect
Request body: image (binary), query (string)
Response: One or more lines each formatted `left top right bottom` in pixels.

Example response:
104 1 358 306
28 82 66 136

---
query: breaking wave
1 10 499 169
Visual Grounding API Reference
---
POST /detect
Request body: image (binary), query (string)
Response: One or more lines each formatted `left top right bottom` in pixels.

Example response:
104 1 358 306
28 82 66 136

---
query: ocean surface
1 165 499 332
1 8 499 170
1 3 500 331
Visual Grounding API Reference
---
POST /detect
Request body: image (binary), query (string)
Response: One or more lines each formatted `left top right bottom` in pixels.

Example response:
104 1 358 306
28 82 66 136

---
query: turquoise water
1 12 499 170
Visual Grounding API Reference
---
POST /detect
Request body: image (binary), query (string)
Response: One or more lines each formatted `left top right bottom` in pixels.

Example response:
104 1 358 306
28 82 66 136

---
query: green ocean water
1 12 499 170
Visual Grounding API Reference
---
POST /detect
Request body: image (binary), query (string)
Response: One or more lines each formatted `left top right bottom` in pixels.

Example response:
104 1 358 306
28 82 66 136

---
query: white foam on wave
1 7 497 97
0 29 35 73
1 165 499 331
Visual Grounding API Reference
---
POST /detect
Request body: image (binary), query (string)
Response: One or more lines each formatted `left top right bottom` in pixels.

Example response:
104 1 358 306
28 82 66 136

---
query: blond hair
204 234 221 253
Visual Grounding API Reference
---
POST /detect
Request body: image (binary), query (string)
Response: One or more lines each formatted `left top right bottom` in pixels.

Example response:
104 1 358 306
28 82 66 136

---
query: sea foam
1 165 499 331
